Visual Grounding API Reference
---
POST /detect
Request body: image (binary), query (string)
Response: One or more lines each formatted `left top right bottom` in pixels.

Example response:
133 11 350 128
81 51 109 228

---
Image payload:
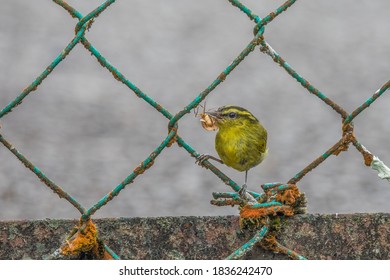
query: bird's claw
238 184 248 199
196 154 210 166
238 184 257 204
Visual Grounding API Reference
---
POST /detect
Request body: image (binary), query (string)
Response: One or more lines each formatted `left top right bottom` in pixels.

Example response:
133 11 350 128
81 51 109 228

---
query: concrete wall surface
1 213 389 260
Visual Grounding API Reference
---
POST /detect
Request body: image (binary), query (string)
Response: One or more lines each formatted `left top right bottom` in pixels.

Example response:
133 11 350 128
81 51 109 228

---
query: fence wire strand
0 0 389 260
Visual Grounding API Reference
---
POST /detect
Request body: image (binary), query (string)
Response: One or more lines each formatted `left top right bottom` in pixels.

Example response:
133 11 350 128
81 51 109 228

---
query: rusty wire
0 0 389 260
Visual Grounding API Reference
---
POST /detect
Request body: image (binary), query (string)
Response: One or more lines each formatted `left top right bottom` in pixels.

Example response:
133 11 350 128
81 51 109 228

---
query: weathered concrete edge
0 213 389 260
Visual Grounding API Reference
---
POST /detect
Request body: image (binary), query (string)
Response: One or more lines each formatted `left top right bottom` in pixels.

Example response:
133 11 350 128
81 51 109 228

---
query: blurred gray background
0 0 389 220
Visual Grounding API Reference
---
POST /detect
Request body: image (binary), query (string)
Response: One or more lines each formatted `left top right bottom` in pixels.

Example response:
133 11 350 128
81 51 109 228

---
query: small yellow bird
197 105 268 197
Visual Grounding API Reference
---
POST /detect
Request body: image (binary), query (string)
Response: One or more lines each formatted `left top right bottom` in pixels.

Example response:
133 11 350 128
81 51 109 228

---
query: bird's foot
196 154 211 166
238 184 247 198
238 184 257 204
196 154 223 167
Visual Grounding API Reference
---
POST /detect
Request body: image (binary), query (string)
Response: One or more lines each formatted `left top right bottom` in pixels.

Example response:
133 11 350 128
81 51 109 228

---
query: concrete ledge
1 214 389 259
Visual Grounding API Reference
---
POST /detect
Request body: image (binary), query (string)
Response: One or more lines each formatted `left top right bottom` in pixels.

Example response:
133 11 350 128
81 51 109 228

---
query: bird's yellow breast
215 122 267 172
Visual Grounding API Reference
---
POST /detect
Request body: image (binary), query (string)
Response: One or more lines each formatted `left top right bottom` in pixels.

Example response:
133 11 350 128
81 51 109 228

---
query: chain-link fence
1 0 389 259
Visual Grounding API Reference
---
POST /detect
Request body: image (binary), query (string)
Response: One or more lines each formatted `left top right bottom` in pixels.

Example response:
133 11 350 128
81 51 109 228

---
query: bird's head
206 105 259 130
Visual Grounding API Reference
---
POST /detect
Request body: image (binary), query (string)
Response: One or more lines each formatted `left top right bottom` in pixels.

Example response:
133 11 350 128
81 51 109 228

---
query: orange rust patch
145 160 154 169
133 165 144 175
60 219 112 259
111 70 122 82
334 123 356 156
133 160 155 175
334 139 350 156
155 103 163 112
240 205 294 220
275 186 300 205
259 235 278 251
240 205 271 219
363 151 374 166
269 12 276 20
218 72 227 82
61 219 98 256
167 135 177 147
167 126 178 147
103 250 114 260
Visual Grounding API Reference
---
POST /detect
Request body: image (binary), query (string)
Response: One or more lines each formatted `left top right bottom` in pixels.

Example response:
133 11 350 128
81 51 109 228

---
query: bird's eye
228 112 237 119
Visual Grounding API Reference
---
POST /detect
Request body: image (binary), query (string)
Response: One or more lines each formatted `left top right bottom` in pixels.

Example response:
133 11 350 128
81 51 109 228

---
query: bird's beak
206 110 222 120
